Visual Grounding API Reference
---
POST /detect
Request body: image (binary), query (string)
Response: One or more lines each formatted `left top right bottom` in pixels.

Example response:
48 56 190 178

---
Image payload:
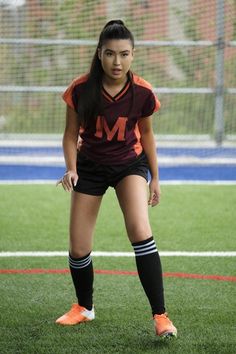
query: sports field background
0 141 236 183
1 0 236 139
1 1 236 353
1 183 236 354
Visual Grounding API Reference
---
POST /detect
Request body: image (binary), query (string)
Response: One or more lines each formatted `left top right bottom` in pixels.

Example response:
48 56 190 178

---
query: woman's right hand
56 170 78 192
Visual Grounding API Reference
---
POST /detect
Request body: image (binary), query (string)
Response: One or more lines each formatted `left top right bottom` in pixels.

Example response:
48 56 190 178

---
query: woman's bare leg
116 175 165 315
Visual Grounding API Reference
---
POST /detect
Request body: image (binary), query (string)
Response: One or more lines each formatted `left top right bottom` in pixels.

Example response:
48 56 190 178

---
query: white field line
1 135 236 146
0 251 236 257
0 156 64 165
160 180 236 185
0 180 236 185
0 138 62 147
0 180 57 184
1 155 236 165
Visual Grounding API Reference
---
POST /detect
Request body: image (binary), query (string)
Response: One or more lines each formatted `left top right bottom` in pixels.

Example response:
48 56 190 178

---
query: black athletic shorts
73 151 149 196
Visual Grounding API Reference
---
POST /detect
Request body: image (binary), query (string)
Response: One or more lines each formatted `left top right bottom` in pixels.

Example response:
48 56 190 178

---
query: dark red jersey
62 72 160 164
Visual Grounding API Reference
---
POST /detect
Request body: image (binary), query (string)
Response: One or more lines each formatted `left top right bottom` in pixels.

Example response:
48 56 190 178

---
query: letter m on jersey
95 116 128 141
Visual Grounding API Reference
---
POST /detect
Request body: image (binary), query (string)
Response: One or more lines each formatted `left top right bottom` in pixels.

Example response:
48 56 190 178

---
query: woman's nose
114 55 121 65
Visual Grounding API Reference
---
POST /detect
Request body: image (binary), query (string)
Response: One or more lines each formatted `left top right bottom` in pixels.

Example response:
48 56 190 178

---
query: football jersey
62 72 160 165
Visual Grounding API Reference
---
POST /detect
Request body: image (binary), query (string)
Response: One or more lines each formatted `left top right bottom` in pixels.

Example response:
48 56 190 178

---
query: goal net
0 0 235 172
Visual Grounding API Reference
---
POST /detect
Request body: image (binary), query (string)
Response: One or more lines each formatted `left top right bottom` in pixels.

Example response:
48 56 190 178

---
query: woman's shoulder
62 73 89 108
132 73 153 91
69 73 89 88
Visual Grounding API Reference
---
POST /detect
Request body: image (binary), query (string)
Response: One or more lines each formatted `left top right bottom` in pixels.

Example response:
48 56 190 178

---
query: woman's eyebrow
104 49 131 54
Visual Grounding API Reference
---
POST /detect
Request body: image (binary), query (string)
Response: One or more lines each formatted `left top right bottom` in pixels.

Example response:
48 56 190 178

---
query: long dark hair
77 20 135 129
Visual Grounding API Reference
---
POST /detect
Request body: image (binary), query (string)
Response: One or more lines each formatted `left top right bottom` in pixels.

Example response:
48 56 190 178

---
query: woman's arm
138 116 161 207
57 105 80 192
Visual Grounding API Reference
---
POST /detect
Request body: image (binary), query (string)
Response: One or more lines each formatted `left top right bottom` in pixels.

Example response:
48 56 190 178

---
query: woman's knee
126 221 152 243
69 244 92 258
69 232 93 258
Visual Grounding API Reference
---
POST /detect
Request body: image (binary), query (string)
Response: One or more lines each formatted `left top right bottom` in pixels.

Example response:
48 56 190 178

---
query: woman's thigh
69 191 103 257
115 175 152 243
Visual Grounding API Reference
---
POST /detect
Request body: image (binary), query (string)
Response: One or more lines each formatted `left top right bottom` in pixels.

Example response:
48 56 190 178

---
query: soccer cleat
55 303 95 325
153 313 177 338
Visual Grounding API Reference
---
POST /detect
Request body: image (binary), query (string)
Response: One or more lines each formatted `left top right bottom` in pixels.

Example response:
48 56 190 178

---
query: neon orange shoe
55 303 95 325
154 313 177 338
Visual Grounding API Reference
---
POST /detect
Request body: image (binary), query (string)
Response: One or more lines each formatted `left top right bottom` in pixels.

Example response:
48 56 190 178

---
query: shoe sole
56 317 94 325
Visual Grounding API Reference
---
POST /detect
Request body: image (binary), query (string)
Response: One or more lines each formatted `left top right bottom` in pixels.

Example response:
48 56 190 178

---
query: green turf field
0 185 236 354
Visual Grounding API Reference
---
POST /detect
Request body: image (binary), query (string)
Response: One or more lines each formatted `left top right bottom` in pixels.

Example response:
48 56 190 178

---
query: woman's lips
112 69 122 75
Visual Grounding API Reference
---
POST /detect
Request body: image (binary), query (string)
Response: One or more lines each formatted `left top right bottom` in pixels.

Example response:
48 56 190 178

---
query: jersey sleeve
62 79 77 110
141 89 161 118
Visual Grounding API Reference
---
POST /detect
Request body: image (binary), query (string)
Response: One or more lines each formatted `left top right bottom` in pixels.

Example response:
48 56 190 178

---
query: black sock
69 252 94 310
132 237 165 315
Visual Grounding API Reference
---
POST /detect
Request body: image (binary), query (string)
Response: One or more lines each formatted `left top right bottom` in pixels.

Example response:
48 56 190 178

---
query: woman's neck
102 74 128 88
102 74 129 97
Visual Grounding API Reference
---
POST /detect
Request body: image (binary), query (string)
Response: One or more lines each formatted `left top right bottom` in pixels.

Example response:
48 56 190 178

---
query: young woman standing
56 20 177 339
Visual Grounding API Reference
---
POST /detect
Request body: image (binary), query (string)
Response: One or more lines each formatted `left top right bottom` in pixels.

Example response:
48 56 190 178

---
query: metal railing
0 0 235 144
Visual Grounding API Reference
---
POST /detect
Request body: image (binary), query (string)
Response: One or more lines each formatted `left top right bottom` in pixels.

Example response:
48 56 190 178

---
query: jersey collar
102 79 131 102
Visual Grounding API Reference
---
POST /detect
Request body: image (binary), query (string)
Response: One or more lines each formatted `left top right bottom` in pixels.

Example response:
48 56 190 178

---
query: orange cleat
55 303 95 326
154 313 177 338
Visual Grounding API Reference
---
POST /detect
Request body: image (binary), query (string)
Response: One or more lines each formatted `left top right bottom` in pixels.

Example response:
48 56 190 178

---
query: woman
56 20 177 339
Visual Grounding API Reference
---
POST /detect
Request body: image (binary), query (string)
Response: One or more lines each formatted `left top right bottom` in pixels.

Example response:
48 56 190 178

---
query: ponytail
77 20 134 129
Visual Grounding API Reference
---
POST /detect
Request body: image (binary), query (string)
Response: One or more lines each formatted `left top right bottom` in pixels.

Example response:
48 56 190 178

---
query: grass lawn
0 185 236 353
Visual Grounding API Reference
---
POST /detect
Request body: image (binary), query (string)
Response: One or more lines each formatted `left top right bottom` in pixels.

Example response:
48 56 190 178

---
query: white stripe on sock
133 240 155 249
134 244 157 254
134 249 158 257
69 255 92 269
133 240 157 257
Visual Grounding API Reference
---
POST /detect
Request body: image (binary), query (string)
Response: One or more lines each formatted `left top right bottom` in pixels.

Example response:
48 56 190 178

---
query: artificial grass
1 269 235 354
0 184 236 353
0 185 235 251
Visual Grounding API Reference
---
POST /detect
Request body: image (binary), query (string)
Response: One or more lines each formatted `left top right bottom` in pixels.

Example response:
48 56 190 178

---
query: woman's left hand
56 170 78 192
148 179 161 207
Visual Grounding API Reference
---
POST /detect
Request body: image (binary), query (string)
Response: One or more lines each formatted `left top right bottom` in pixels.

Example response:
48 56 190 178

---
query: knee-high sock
132 237 165 315
69 253 94 310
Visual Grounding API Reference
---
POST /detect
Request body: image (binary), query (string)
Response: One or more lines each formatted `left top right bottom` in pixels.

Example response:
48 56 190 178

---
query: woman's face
98 39 134 83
